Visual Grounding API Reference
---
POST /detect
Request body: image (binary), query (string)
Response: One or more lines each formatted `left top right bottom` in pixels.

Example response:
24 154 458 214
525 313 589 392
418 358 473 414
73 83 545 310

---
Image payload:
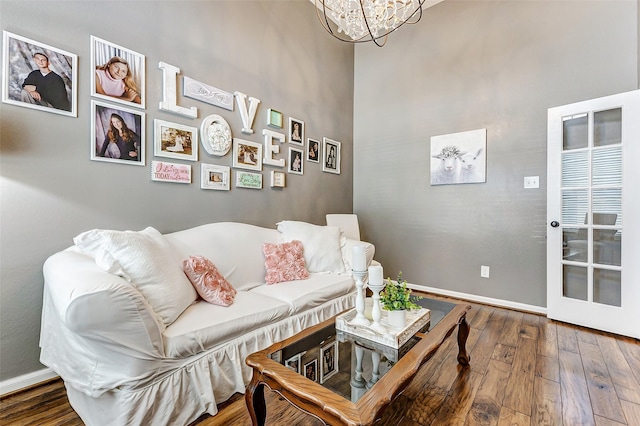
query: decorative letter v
234 91 261 135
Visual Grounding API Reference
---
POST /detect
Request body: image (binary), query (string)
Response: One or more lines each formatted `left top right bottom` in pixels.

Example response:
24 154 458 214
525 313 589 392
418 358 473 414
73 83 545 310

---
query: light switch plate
524 176 539 189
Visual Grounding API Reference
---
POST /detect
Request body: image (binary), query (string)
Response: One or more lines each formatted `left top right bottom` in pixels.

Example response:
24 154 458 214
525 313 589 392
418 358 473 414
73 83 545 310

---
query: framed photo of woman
322 137 341 175
288 117 304 145
2 31 77 117
91 36 145 109
91 100 145 165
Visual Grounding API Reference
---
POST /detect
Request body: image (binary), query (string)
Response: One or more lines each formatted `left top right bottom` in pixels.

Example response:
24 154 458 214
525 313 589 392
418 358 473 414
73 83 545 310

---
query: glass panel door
547 90 640 339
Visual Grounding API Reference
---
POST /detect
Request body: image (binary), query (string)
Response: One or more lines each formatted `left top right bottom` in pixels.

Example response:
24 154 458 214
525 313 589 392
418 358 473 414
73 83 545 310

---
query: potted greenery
380 272 422 328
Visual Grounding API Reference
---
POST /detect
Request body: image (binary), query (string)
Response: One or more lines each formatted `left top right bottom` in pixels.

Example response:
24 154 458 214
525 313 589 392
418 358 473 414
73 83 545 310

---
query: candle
352 245 367 272
368 265 383 287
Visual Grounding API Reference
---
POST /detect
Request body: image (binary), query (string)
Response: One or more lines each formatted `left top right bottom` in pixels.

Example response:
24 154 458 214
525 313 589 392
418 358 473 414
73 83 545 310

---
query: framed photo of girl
90 36 145 109
288 117 304 145
322 137 341 175
91 100 145 166
2 31 77 117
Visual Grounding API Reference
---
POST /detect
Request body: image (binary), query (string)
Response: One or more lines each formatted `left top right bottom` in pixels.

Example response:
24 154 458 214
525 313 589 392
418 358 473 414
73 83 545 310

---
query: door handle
550 221 560 228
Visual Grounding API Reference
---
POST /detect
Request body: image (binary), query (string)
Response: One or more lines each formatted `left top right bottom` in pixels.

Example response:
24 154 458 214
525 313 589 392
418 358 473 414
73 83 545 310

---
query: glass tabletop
267 297 456 403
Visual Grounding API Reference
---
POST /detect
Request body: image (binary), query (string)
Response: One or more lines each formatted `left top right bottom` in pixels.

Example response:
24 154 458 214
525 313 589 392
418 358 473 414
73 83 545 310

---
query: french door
547 89 640 339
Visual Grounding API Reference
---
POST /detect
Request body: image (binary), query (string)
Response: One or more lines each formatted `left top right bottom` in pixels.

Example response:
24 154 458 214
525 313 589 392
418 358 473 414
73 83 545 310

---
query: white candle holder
351 270 370 326
367 278 387 334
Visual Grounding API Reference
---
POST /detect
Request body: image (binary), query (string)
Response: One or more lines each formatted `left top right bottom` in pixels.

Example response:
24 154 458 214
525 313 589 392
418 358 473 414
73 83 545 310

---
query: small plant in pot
380 272 422 328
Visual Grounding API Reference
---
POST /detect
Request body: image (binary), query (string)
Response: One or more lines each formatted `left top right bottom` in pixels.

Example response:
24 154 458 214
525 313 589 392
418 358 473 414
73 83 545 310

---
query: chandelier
315 0 425 47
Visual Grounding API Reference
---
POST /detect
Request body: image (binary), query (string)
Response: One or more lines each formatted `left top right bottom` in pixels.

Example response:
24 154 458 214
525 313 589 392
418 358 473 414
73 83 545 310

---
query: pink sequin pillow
183 255 237 306
263 240 310 285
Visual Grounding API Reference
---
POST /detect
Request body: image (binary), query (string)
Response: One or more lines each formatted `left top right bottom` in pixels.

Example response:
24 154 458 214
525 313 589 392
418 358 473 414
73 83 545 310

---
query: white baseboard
0 368 58 397
407 283 547 315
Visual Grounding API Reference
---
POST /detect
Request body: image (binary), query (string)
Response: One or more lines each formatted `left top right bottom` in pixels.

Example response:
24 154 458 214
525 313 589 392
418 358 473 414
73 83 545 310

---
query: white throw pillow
73 227 197 327
276 221 346 273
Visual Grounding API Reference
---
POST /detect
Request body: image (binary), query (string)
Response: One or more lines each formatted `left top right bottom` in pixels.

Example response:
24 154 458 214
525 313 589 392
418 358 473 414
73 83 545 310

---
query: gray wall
354 1 638 307
0 1 354 381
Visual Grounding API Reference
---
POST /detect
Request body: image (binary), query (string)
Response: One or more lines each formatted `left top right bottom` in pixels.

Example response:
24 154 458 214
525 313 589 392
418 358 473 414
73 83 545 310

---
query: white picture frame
322 137 341 175
201 163 230 190
91 100 145 166
289 117 304 145
235 171 262 189
151 160 191 184
285 353 301 374
307 138 320 163
267 108 283 128
288 147 304 175
154 119 198 162
2 31 77 117
232 138 263 171
430 128 487 186
304 358 318 382
320 341 338 384
90 35 145 109
271 170 286 188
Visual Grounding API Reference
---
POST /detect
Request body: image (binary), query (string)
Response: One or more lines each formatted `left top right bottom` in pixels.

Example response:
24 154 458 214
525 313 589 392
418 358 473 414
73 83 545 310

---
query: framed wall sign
271 170 286 188
235 171 262 189
151 160 191 184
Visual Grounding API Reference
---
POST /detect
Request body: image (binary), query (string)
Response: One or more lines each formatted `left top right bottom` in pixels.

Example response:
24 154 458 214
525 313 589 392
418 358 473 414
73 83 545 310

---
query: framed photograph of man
91 100 145 166
288 117 304 145
2 31 77 117
288 147 304 175
322 137 341 175
307 138 320 163
154 119 198 162
91 36 145 108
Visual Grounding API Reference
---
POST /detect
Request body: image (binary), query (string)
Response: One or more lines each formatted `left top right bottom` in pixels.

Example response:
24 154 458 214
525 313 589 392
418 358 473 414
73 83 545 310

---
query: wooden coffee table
245 297 470 426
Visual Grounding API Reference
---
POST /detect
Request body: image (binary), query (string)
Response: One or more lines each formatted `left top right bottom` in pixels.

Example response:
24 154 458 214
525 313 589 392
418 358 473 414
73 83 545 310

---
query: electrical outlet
524 176 539 189
481 265 490 278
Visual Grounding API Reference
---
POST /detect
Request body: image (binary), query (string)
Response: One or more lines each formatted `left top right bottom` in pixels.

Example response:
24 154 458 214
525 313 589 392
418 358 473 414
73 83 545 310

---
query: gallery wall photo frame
320 340 338 384
154 119 198 161
232 138 263 171
307 138 320 163
267 108 283 128
288 147 304 175
201 163 230 191
2 31 77 117
151 160 191 184
430 128 487 186
304 358 318 382
236 171 263 190
285 353 301 374
91 100 145 165
90 35 145 109
288 117 304 145
270 170 286 188
322 137 341 175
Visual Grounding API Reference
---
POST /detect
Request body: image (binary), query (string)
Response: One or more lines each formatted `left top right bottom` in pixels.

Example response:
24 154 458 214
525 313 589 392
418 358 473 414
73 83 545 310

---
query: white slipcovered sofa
39 221 375 426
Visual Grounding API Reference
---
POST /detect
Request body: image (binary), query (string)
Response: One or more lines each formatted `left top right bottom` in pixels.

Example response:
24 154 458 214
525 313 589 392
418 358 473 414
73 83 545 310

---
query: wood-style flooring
2 294 639 425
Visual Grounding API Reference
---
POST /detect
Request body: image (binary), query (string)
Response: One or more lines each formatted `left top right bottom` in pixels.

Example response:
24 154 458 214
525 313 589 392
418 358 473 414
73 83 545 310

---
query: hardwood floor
2 294 639 425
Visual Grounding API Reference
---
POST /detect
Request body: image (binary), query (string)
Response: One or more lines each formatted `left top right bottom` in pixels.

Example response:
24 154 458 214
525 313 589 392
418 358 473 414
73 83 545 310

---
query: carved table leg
457 316 470 366
245 375 266 426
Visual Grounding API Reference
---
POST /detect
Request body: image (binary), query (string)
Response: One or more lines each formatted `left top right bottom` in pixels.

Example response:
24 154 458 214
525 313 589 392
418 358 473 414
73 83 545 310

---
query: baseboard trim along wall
0 368 58 397
407 283 547 315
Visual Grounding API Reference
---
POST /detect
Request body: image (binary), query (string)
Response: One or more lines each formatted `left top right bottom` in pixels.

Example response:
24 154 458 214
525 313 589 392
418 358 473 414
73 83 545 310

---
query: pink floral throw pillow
183 255 237 306
263 240 310 285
